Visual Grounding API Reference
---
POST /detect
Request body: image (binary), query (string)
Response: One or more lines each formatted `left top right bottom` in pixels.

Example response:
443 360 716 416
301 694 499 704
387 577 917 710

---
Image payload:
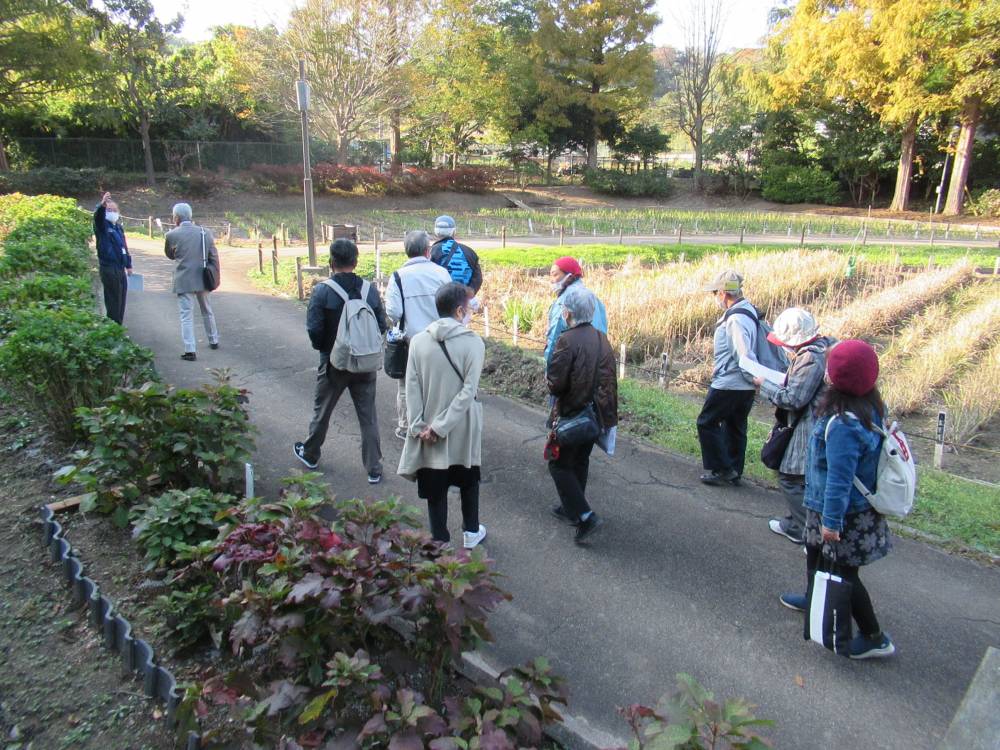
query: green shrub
583 168 674 198
131 488 236 569
0 167 125 197
967 188 1000 218
58 374 255 522
760 164 840 204
0 194 90 241
0 236 91 278
165 170 227 198
0 307 154 440
0 272 93 335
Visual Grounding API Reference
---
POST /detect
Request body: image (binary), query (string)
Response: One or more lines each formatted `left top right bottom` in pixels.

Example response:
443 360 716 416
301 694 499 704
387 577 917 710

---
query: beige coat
397 317 484 480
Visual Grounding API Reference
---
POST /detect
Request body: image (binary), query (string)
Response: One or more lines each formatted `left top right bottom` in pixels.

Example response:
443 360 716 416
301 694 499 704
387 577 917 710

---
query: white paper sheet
739 355 786 385
127 273 143 291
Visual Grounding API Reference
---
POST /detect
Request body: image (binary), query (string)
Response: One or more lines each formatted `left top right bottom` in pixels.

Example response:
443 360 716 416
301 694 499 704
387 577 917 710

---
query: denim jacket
804 409 883 532
543 279 608 366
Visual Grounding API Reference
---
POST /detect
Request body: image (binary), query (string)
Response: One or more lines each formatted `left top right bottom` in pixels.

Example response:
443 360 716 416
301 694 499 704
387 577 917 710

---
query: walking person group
134 198 904 660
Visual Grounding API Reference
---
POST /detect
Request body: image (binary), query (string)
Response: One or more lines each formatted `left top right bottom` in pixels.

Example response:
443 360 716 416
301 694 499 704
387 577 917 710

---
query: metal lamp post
297 59 317 267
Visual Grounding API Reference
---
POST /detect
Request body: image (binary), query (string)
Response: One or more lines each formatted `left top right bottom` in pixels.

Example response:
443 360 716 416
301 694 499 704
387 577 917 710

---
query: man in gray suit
164 202 220 361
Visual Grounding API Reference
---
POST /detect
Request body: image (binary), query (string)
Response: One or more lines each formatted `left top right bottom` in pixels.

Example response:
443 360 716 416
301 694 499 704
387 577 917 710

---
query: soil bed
0 404 174 750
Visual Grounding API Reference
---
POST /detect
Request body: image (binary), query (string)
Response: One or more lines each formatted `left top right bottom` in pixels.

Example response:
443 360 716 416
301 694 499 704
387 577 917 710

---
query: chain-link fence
15 138 307 173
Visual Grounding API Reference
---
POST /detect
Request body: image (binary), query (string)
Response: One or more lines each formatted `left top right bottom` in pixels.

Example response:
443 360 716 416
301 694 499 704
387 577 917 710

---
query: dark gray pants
778 472 807 536
549 440 595 521
303 362 382 474
100 266 127 324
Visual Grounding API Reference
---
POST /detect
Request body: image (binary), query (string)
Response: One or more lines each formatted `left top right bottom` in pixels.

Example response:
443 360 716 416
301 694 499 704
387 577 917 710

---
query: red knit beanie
553 256 583 277
826 339 879 396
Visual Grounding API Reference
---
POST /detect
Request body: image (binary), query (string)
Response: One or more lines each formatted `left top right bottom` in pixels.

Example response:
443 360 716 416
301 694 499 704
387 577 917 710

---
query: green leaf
78 492 97 513
298 689 338 724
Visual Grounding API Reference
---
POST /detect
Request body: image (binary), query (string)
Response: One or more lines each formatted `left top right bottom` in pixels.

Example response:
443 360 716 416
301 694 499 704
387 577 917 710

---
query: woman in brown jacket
546 286 618 543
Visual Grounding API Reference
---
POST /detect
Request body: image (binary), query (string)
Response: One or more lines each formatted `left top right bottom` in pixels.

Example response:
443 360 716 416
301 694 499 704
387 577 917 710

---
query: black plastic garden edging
39 504 202 750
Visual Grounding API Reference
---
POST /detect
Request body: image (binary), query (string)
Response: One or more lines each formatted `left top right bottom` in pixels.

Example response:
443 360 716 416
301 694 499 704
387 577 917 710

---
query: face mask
551 274 570 295
714 293 726 310
105 211 119 224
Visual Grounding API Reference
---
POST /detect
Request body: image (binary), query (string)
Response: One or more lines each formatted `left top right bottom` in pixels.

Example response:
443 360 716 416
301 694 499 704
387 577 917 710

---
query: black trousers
806 545 881 638
548 440 595 521
696 387 756 475
419 468 480 543
100 266 127 324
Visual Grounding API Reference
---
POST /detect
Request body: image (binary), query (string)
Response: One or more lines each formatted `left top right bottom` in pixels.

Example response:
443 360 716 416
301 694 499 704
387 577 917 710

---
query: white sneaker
463 524 487 549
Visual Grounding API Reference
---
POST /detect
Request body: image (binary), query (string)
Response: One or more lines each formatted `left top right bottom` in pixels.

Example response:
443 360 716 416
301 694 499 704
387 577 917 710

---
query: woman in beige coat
397 282 486 548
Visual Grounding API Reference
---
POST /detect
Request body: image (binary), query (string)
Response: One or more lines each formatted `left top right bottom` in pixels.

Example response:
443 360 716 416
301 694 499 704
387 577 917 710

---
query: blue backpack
437 239 474 285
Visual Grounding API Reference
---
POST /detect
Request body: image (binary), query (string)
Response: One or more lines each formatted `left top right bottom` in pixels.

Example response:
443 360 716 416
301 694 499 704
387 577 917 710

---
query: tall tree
669 0 726 187
941 1 1000 215
533 0 657 169
0 0 100 169
94 0 184 186
412 0 524 167
268 0 418 164
770 0 948 212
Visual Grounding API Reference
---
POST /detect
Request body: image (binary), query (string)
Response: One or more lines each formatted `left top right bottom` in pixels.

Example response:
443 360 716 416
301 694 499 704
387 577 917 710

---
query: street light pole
297 59 317 267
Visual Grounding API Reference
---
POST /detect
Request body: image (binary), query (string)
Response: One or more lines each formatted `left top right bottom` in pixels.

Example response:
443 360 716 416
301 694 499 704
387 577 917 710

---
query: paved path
122 239 1000 749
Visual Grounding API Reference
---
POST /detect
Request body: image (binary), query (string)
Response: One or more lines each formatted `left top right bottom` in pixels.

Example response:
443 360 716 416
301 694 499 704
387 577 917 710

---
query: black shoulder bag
201 229 221 291
553 329 602 447
760 407 804 470
383 271 408 379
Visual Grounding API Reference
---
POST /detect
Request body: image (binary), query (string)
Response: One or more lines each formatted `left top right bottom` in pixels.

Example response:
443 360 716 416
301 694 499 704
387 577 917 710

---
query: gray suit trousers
304 361 382 474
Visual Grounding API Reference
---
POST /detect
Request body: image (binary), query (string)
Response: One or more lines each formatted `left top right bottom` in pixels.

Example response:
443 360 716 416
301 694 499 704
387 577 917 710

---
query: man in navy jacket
93 192 133 324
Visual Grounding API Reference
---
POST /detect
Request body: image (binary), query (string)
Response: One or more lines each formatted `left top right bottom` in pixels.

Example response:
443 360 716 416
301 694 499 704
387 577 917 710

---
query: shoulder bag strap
393 271 406 330
588 328 603 413
441 238 458 268
437 340 464 383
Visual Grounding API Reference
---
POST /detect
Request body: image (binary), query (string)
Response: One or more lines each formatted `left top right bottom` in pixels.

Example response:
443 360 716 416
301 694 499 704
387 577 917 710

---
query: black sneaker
180 352 196 361
699 469 739 486
293 442 318 469
574 513 604 544
210 342 219 350
367 471 382 484
551 505 575 524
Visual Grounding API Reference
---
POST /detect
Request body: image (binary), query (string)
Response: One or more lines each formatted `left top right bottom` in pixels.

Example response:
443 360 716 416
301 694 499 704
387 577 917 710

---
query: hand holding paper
739 355 785 386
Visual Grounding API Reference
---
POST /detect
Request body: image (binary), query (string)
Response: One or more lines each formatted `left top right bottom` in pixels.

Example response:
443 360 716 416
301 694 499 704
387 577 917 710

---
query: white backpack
825 413 916 518
323 279 383 373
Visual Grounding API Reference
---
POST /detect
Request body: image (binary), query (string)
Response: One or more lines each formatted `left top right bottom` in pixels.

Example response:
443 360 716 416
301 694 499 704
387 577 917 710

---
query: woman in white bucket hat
754 308 835 545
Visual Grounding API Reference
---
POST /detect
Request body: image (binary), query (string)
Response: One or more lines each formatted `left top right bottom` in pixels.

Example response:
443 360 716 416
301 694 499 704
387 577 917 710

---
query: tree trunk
0 137 9 171
139 115 156 187
390 109 402 175
889 116 918 212
693 128 704 190
335 135 350 165
587 125 598 170
943 98 979 216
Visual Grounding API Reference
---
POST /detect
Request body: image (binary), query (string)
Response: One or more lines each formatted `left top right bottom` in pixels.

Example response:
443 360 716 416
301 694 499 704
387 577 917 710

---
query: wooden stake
512 315 519 347
147 216 153 238
257 241 263 274
296 256 304 300
618 343 626 380
484 306 490 338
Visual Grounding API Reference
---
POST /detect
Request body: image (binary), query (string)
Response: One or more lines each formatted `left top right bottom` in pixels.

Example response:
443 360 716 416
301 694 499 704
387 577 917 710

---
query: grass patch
906 470 1000 556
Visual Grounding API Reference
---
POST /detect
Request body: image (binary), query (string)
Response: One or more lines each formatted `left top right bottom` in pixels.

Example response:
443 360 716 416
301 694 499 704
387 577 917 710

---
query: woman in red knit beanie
779 339 896 659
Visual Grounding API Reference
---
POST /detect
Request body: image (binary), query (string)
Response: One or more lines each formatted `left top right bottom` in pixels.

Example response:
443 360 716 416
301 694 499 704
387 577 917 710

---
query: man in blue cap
431 215 483 294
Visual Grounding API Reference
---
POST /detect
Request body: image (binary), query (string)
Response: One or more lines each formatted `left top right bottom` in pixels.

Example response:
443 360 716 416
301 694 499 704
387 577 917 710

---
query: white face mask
105 211 119 224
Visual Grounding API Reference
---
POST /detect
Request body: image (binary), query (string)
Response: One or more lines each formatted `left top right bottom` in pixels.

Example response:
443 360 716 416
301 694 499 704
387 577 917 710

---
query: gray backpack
323 279 383 373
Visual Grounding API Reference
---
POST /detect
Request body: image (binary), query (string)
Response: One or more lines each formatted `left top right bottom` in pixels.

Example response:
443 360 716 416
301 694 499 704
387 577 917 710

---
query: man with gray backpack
697 270 788 486
294 239 388 483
